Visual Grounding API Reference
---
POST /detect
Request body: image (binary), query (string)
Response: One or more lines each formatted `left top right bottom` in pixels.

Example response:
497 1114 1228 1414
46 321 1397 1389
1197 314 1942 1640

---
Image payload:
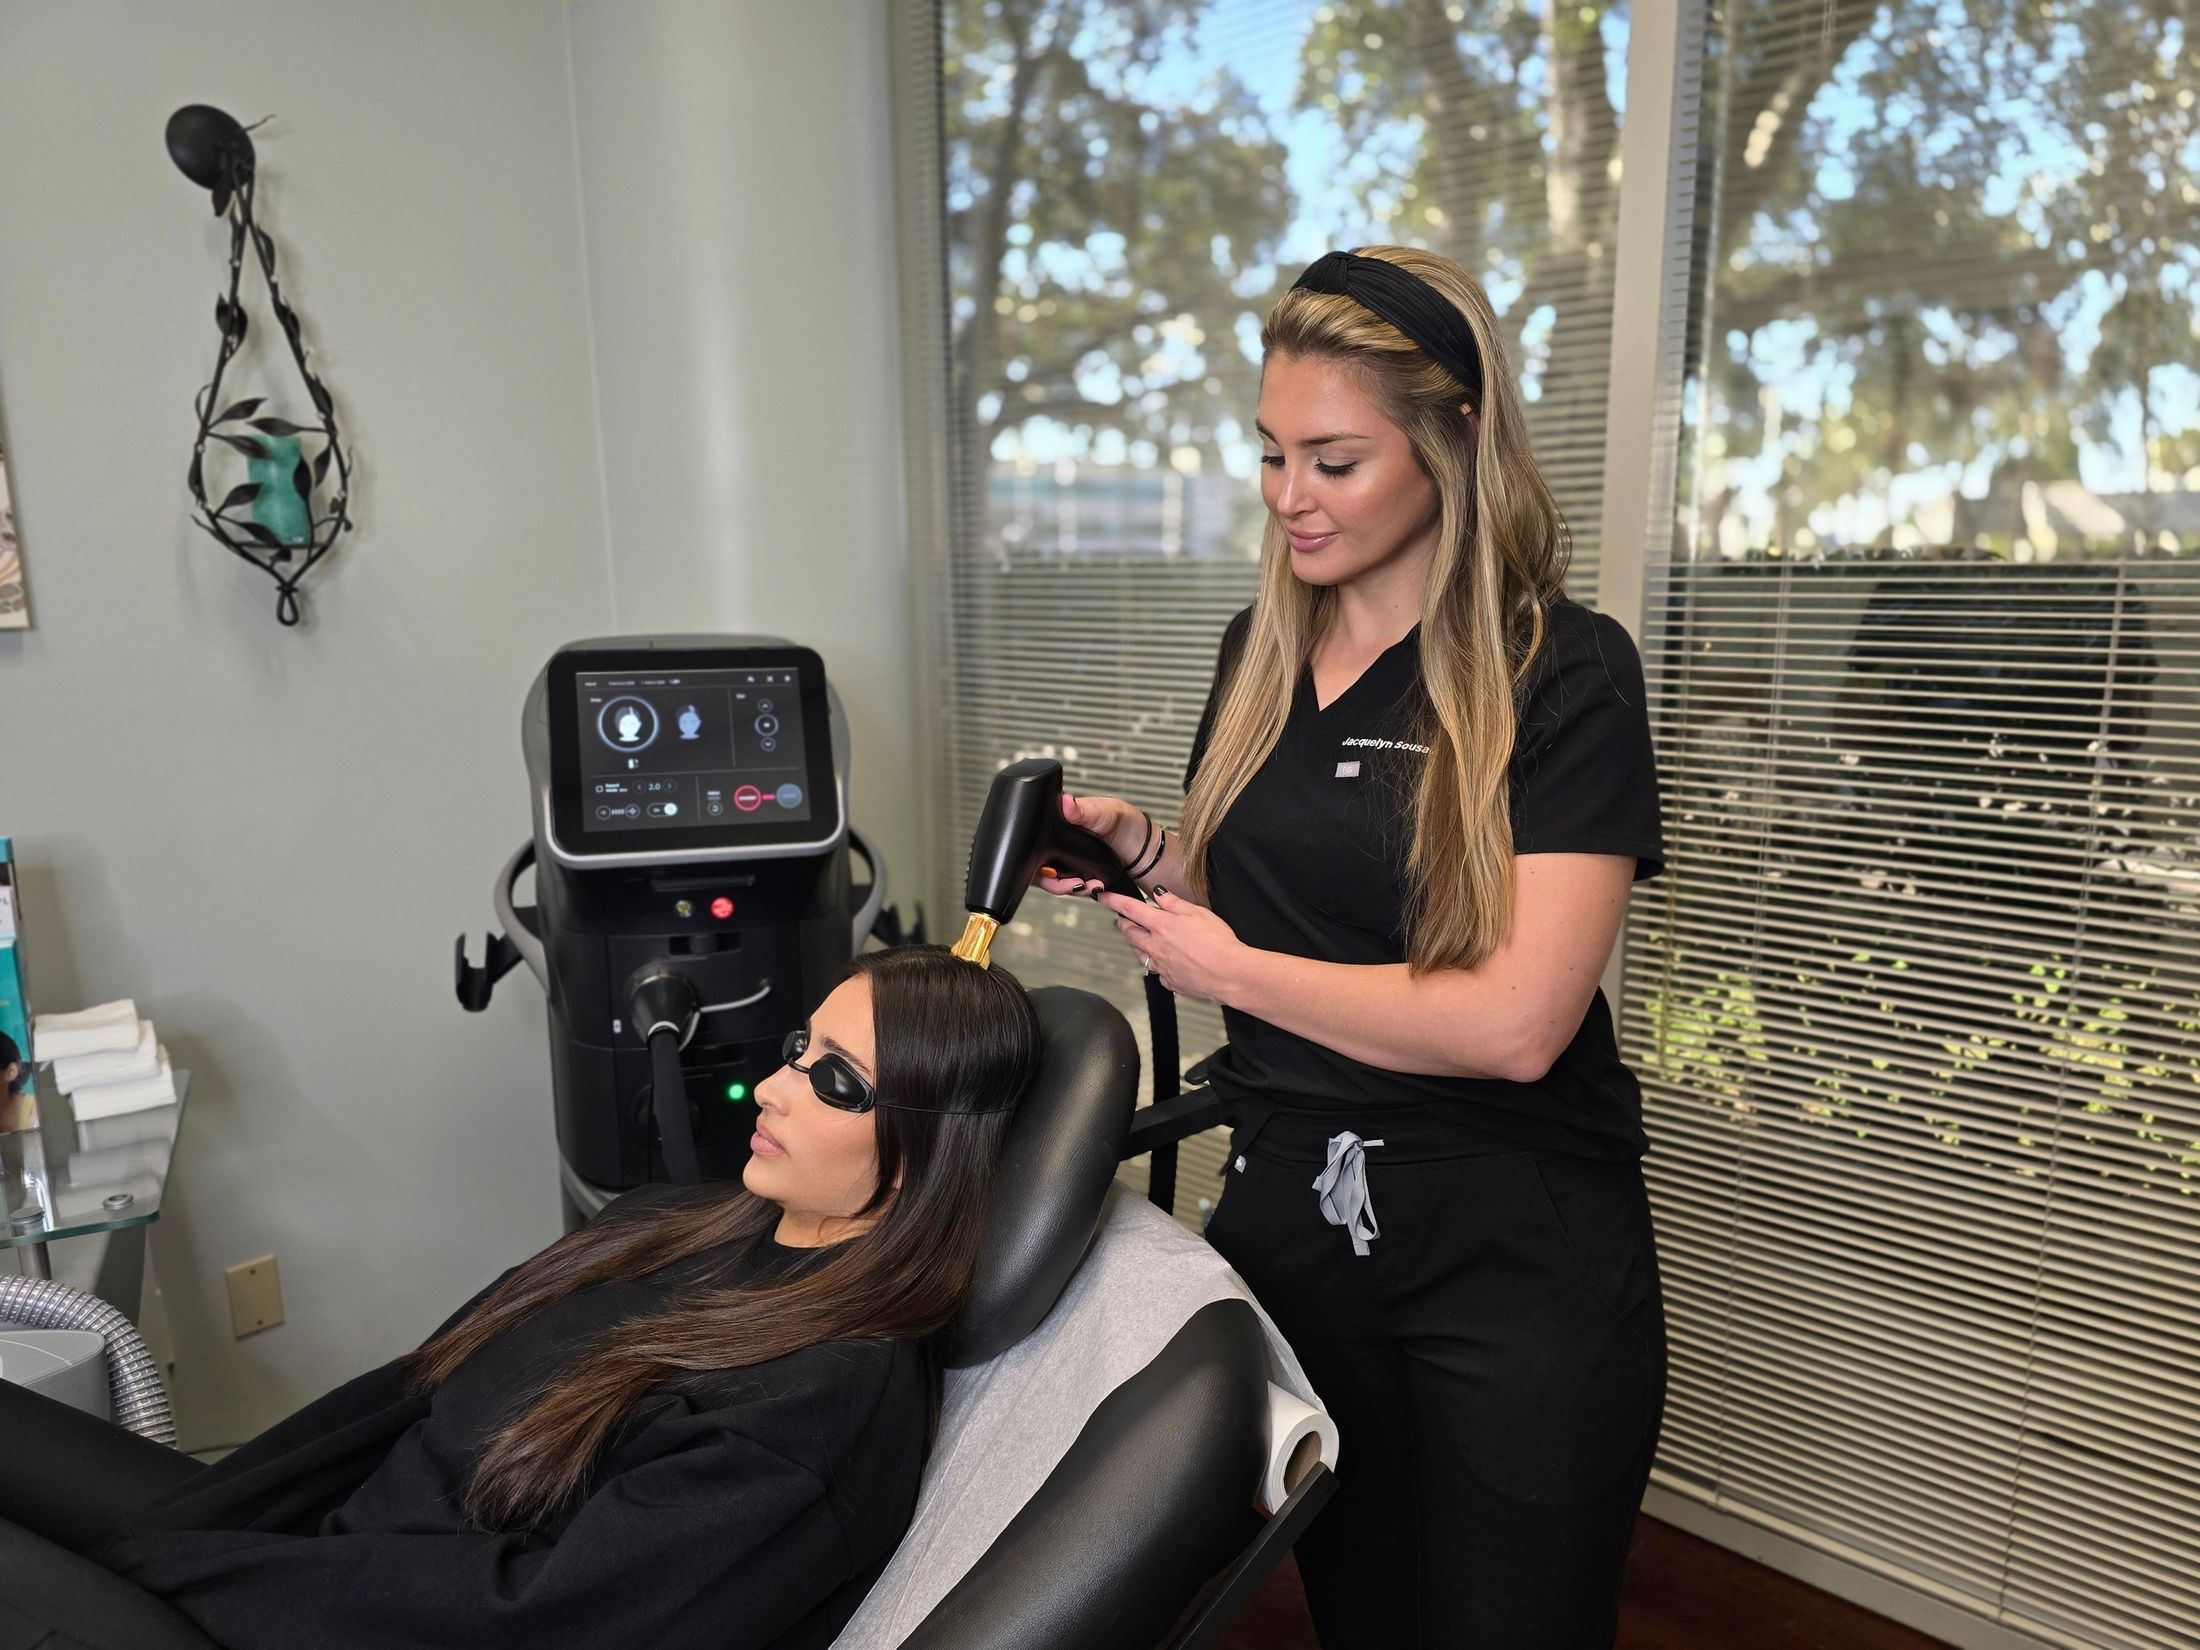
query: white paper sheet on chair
832 1185 1327 1648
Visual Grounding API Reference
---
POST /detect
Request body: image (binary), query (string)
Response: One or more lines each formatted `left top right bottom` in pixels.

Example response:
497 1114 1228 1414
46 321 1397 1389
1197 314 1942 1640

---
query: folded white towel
32 1000 140 1061
65 1141 148 1189
70 1050 175 1122
52 1020 158 1093
76 1102 181 1154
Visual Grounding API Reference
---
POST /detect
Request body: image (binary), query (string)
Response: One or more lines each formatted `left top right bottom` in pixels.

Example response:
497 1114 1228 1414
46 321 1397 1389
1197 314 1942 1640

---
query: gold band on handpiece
951 911 1001 969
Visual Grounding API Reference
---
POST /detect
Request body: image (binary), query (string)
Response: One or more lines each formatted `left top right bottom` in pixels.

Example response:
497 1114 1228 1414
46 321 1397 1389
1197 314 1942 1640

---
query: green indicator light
725 1082 749 1103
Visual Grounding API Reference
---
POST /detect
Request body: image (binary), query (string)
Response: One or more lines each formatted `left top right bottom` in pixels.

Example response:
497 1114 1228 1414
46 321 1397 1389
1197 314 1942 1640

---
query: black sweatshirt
96 1195 931 1650
1186 600 1666 1159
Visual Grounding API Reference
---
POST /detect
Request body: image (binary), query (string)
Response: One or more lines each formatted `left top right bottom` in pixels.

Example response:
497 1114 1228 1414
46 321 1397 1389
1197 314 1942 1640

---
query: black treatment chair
0 987 1333 1650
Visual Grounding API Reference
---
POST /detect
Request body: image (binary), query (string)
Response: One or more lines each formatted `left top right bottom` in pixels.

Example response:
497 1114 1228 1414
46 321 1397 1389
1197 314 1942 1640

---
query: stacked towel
30 1000 139 1062
51 1019 158 1093
75 1104 178 1154
69 1049 177 1123
33 1001 179 1127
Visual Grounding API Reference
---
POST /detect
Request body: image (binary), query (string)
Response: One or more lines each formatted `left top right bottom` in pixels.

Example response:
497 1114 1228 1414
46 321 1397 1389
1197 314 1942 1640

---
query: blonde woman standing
1047 248 1666 1647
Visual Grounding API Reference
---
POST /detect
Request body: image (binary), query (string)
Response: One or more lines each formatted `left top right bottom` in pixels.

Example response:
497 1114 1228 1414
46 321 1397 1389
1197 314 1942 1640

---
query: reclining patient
82 946 1040 1650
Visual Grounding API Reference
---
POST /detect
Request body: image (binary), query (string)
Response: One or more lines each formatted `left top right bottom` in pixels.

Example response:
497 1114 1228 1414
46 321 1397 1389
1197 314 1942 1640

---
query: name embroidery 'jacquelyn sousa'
1339 735 1431 754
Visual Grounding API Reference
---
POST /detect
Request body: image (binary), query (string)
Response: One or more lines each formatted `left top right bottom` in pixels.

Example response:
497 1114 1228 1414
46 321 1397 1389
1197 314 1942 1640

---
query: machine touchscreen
546 645 840 859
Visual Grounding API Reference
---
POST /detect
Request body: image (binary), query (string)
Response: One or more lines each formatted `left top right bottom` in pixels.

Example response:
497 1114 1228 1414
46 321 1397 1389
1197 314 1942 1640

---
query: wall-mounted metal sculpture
168 105 354 627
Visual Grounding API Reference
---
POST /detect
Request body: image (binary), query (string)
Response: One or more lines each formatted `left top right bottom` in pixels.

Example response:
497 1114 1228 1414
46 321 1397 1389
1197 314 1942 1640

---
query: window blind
920 0 1636 1211
1621 4 2200 1646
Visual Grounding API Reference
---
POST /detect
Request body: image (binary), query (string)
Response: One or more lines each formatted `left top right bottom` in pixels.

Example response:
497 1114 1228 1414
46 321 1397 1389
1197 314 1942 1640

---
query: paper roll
1261 1382 1339 1516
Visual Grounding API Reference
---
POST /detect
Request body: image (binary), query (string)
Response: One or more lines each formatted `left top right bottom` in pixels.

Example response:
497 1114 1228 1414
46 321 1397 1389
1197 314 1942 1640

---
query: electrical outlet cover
225 1254 284 1337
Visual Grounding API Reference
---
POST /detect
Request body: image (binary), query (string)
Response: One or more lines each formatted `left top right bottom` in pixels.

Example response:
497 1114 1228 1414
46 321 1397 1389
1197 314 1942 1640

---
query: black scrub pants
1206 1105 1667 1650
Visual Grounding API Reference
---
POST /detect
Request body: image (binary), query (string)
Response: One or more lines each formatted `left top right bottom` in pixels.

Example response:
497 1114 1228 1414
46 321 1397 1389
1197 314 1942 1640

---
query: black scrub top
96 1188 932 1650
1186 600 1664 1161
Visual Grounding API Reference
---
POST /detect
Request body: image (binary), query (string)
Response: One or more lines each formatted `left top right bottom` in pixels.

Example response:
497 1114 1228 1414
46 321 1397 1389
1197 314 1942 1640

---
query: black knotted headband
1288 250 1484 405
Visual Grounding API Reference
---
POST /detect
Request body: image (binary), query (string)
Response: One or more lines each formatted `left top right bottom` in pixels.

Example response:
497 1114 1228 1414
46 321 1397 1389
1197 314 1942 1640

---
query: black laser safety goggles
779 1027 1022 1116
781 1027 876 1112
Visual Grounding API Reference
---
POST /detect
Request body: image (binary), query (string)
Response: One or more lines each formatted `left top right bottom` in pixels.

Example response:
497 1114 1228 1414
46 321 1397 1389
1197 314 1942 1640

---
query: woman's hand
1097 890 1248 1005
1034 792 1151 896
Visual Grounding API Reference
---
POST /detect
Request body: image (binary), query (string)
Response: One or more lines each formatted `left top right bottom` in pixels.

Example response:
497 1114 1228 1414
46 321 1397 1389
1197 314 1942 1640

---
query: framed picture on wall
0 400 23 629
0 468 21 631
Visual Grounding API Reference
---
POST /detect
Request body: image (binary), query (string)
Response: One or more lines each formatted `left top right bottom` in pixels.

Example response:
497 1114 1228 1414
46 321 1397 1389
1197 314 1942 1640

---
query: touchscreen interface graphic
576 666 812 832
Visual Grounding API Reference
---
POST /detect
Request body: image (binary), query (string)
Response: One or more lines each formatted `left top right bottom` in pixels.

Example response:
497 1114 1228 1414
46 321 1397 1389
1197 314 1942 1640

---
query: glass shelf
2 1067 190 1251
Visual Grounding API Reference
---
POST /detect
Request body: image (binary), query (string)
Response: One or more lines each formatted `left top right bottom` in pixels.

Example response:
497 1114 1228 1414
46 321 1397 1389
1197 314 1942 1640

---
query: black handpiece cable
628 968 704 1184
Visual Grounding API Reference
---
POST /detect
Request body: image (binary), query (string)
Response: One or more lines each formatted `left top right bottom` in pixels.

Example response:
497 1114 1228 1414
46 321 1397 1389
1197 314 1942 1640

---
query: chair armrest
1125 1087 1232 1214
1122 1087 1230 1160
900 1297 1269 1650
0 1516 221 1648
0 1377 204 1553
1181 1046 1227 1088
1165 1461 1339 1648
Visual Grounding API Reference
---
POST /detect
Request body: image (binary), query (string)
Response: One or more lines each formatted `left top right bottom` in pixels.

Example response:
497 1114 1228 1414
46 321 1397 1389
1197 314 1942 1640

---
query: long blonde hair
1177 246 1570 973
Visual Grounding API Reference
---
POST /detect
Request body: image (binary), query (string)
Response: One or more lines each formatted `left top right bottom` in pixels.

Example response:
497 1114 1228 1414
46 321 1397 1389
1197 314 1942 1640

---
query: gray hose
0 1276 177 1446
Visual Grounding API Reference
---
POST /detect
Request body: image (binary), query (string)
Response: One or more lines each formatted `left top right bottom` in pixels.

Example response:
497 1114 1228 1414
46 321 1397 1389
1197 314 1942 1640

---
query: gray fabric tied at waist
1313 1130 1385 1257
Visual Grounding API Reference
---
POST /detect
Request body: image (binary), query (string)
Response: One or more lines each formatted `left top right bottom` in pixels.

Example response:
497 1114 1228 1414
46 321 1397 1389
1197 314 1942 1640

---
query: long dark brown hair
408 946 1041 1530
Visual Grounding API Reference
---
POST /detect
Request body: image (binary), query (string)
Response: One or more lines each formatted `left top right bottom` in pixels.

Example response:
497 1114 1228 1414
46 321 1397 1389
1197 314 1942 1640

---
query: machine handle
849 829 889 953
493 841 548 990
457 841 548 1011
698 979 773 1016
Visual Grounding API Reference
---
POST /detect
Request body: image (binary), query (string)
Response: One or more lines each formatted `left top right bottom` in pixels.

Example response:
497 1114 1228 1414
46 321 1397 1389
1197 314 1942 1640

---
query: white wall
568 0 926 890
0 0 917 1447
0 0 613 1446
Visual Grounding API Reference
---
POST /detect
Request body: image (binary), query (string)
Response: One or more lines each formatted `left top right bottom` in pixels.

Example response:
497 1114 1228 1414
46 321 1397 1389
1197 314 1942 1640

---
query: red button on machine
710 896 735 920
733 785 764 811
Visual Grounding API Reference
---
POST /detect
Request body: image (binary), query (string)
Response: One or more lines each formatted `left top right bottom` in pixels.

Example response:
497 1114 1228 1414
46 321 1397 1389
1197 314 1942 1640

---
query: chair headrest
945 986 1137 1368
